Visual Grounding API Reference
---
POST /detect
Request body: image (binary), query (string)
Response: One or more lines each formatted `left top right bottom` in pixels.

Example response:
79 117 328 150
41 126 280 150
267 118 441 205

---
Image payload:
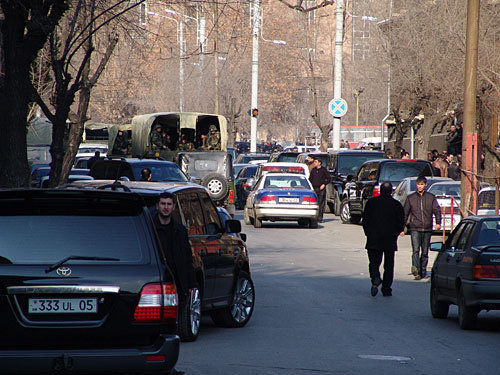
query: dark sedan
235 164 258 209
430 216 500 329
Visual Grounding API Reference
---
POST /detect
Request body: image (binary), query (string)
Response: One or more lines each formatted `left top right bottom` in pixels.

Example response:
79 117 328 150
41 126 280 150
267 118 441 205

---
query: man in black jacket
362 182 405 297
309 156 331 223
402 176 441 280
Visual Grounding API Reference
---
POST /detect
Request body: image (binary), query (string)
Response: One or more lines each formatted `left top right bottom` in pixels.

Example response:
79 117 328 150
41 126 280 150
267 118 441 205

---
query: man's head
380 182 393 196
450 124 456 132
209 125 217 133
118 130 123 136
141 168 152 181
305 155 314 165
416 176 427 194
401 151 410 159
368 171 377 180
155 125 162 132
312 156 321 168
157 192 176 220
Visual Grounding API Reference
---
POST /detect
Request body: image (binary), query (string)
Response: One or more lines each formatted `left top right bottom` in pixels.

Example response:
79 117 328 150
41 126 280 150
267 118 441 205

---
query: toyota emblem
56 267 72 276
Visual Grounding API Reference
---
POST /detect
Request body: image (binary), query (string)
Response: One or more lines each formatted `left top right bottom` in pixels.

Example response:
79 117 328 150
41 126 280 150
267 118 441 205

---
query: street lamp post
353 88 363 126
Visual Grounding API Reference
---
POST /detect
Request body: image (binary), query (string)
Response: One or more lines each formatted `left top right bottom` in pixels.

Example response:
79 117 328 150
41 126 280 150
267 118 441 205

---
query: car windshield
379 162 432 183
0 216 147 264
132 164 187 182
277 154 299 163
428 183 461 197
237 155 268 163
478 190 496 209
477 220 500 246
263 175 310 189
338 154 383 176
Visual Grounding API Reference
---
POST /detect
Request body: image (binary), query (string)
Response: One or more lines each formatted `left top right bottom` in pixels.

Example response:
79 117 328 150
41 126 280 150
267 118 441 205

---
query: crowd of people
149 124 221 152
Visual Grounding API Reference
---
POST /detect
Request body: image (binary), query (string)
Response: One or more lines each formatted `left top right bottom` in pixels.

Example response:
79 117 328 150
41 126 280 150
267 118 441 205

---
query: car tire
210 271 255 328
334 194 342 216
340 199 351 223
243 207 252 225
350 214 361 224
297 218 308 227
309 218 318 228
458 285 477 330
327 201 335 214
201 173 229 201
178 288 202 342
254 214 262 228
430 280 449 319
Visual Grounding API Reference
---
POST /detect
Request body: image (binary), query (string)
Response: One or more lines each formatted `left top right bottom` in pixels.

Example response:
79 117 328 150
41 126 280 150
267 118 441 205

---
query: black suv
341 159 434 224
90 157 188 183
68 180 255 342
0 189 179 374
296 150 385 215
267 151 301 163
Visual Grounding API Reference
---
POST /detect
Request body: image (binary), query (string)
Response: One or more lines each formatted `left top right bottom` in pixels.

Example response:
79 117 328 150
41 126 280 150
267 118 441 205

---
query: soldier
113 130 129 155
177 134 194 151
204 125 221 150
150 125 167 151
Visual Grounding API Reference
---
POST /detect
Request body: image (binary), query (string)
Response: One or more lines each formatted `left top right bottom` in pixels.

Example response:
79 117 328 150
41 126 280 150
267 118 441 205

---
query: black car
267 151 301 163
296 150 385 215
235 164 259 209
341 159 434 224
234 153 269 164
90 157 188 183
0 189 179 373
68 180 255 342
30 166 91 187
430 216 500 329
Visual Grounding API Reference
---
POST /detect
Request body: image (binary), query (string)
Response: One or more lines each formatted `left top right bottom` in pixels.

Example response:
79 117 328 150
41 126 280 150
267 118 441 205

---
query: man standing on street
308 156 331 223
402 176 441 280
362 182 405 297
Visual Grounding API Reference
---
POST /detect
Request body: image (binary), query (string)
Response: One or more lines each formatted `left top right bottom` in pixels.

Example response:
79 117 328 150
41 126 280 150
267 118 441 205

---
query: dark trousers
314 187 326 221
367 249 395 293
410 231 431 277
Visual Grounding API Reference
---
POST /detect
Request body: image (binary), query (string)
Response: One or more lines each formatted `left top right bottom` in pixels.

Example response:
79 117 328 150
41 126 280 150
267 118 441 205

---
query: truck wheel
201 173 229 201
340 199 351 223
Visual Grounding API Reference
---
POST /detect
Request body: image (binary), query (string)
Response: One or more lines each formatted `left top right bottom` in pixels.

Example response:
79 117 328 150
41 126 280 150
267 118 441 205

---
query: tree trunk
415 112 438 160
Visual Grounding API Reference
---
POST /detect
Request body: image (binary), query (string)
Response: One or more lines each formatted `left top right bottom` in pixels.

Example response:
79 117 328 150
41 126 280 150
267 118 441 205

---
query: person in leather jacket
401 176 441 280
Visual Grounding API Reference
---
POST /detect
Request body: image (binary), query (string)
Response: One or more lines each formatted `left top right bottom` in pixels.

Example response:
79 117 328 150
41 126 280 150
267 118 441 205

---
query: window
448 222 467 251
199 193 222 235
455 223 475 251
177 193 205 235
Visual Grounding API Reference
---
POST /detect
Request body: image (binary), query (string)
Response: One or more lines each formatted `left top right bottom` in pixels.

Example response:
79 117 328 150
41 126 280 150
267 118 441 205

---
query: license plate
278 197 299 203
29 298 97 314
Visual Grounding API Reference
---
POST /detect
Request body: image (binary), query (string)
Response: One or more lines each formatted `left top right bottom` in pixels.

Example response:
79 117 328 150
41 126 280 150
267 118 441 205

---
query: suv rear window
0 215 148 264
277 154 299 163
338 154 384 175
379 162 433 183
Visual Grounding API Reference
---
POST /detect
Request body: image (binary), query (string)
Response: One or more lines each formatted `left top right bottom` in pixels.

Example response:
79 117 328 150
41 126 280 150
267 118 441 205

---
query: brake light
146 355 165 362
372 184 380 197
396 159 417 162
242 184 248 188
473 265 500 279
228 189 234 203
260 195 276 202
302 196 317 204
134 283 178 322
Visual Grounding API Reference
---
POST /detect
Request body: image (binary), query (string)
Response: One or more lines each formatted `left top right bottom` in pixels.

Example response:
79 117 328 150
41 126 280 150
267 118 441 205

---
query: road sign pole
332 0 345 151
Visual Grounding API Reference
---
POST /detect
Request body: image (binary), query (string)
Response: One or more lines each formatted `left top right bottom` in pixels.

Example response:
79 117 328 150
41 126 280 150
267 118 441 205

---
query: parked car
233 163 250 179
477 186 500 215
67 180 255 341
427 180 463 232
244 172 319 228
0 189 179 373
430 216 500 329
40 174 94 188
392 176 452 207
75 142 108 158
176 151 236 215
217 206 247 241
90 157 188 183
341 159 434 224
267 151 301 163
234 153 269 164
235 164 259 209
296 150 385 215
30 166 91 188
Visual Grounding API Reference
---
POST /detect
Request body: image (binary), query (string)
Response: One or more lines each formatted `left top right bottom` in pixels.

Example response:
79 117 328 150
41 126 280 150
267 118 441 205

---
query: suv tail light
473 265 500 279
259 195 276 203
134 283 178 322
372 184 381 197
228 189 235 204
302 196 317 204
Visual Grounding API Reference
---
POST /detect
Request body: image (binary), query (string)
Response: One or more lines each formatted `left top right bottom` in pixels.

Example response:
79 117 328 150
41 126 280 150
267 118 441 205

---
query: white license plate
28 298 97 314
278 197 299 203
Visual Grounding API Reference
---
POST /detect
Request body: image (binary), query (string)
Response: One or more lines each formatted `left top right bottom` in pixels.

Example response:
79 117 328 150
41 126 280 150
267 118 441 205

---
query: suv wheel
201 173 229 201
340 199 351 223
350 214 361 224
430 280 449 319
309 218 318 228
178 289 202 342
254 214 262 228
458 285 478 330
210 271 255 328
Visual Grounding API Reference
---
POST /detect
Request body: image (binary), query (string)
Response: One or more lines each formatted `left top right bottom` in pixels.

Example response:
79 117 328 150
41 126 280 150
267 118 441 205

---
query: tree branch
277 0 334 12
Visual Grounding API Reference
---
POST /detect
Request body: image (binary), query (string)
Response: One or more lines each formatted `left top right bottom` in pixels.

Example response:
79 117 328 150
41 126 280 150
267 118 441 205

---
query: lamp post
353 88 363 126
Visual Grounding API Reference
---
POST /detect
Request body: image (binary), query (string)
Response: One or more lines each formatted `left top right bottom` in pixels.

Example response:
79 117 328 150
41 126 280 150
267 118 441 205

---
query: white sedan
243 173 319 229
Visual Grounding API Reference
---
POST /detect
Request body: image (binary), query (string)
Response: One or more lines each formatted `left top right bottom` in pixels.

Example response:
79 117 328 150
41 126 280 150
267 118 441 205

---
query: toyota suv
341 159 434 224
0 189 179 374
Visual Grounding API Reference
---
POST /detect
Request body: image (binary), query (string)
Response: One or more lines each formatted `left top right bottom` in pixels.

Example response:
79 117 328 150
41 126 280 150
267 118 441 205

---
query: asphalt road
176 212 500 375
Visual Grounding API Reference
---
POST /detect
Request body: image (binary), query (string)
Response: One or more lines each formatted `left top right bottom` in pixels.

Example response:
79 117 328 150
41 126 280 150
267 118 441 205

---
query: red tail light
302 196 317 204
260 195 276 202
473 265 500 279
146 355 165 362
228 189 234 203
372 184 380 197
134 283 178 322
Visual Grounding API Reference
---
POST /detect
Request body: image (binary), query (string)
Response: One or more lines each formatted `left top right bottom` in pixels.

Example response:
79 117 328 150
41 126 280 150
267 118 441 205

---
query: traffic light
251 108 259 117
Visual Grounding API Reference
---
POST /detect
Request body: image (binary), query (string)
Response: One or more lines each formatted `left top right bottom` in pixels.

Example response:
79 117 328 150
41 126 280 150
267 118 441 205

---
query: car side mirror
240 233 247 242
225 219 241 234
430 242 444 252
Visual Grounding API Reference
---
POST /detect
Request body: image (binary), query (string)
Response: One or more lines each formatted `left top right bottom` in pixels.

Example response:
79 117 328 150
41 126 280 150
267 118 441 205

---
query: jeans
314 188 326 221
367 249 395 294
410 231 432 277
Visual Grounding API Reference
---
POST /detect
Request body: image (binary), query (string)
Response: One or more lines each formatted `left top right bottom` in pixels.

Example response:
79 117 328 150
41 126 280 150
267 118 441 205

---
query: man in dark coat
309 156 331 223
362 182 405 297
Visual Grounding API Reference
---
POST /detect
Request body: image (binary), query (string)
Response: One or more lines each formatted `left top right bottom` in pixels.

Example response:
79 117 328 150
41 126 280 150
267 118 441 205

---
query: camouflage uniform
113 132 129 155
150 128 165 150
178 140 194 151
205 125 221 150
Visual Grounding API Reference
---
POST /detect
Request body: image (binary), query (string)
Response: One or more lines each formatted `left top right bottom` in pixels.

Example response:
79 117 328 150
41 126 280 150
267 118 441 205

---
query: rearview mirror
430 242 444 252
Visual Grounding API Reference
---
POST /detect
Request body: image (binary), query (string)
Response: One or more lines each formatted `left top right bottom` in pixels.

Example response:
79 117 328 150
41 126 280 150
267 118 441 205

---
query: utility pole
461 0 480 216
332 0 344 151
250 0 260 153
213 0 219 114
179 20 185 112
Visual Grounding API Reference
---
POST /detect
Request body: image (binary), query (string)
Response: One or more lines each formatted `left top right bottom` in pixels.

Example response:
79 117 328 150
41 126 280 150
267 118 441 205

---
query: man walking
402 176 441 280
308 156 331 223
362 182 405 297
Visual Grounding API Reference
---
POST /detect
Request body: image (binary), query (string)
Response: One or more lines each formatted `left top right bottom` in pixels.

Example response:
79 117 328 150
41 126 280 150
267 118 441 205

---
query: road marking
358 355 412 361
